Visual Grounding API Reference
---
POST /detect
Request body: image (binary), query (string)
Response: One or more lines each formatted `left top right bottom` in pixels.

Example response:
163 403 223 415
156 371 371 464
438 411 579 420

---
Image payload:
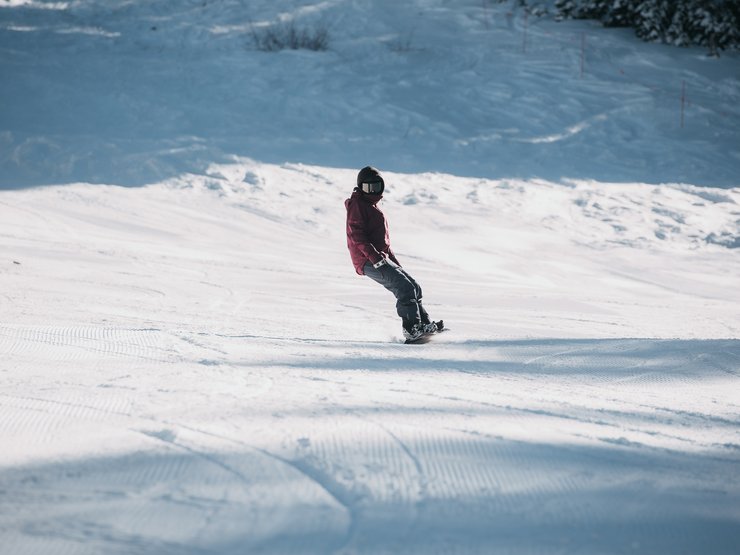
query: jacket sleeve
387 247 401 267
347 200 383 265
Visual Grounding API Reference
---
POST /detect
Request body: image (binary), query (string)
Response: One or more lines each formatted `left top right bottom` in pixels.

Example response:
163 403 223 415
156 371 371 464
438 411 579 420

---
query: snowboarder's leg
397 266 430 325
363 261 424 328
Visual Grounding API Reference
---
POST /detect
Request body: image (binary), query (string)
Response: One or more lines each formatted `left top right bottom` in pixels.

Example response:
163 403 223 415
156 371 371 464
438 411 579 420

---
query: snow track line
161 422 355 553
136 428 253 488
0 325 175 363
262 452 356 553
212 331 395 347
0 392 134 421
346 413 430 544
370 419 428 498
377 381 739 460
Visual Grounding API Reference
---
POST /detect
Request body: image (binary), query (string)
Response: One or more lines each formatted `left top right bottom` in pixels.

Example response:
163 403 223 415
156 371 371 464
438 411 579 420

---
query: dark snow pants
363 260 429 328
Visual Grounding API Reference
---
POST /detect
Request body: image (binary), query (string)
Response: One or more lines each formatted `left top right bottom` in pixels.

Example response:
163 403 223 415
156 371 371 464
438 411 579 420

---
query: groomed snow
1 1 739 554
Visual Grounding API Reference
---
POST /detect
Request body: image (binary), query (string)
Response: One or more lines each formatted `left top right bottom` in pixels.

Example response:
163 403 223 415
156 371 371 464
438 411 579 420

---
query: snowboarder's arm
387 248 401 267
347 202 383 265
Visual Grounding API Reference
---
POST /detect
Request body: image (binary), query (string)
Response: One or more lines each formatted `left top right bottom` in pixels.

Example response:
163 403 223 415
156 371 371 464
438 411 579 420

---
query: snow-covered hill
1 0 739 187
1 1 739 554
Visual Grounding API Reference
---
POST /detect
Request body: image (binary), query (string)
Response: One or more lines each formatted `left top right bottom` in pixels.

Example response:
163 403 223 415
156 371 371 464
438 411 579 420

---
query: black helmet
357 166 385 195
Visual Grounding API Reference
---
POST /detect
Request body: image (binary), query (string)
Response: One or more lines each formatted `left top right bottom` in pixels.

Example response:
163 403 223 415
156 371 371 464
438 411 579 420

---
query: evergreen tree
553 0 739 52
603 0 642 27
634 0 675 42
555 0 611 19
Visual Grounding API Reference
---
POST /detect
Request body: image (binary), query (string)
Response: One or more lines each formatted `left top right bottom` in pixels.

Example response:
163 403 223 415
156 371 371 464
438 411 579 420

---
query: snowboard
404 321 446 344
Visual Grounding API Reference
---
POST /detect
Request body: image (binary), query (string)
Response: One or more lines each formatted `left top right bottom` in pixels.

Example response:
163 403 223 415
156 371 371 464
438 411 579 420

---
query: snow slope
1 1 740 554
2 161 739 554
0 0 739 187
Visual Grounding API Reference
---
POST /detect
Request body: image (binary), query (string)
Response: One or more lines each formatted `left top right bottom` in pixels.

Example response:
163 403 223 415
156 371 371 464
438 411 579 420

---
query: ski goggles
360 179 384 194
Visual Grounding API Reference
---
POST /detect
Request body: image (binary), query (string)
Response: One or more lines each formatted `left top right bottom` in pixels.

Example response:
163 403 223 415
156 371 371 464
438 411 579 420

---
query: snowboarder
345 166 441 342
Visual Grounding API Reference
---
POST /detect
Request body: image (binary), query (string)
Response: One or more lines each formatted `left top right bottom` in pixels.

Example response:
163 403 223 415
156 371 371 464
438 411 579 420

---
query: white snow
1 1 739 554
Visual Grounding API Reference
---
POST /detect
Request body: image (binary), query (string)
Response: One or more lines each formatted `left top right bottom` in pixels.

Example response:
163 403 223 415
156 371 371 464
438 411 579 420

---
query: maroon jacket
345 188 400 275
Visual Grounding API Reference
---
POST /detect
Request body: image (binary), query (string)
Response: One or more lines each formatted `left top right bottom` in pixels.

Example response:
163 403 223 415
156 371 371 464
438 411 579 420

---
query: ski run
1 1 739 554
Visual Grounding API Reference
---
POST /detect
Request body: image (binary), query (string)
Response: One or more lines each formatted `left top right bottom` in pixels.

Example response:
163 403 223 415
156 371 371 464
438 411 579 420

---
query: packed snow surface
1 1 739 554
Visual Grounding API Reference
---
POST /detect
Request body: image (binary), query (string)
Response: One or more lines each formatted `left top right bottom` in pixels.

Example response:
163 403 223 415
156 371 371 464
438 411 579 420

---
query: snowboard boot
403 322 424 342
422 320 444 334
